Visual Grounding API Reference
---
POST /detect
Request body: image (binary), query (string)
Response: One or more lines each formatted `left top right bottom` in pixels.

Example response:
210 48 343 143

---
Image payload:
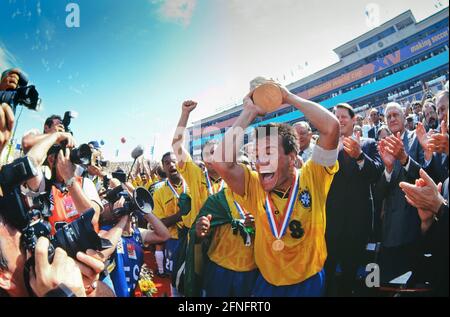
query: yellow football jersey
207 188 257 272
239 159 339 286
177 153 225 228
152 181 185 239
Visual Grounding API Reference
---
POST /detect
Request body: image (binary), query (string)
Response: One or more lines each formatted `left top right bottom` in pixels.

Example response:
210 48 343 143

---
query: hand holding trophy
250 77 283 113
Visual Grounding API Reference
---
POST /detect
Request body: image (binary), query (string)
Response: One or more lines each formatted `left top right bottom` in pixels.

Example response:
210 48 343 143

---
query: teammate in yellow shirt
172 100 226 230
211 85 340 296
172 100 231 295
152 152 187 277
191 157 258 297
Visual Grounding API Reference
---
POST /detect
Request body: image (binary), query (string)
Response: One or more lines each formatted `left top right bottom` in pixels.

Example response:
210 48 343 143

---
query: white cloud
0 43 18 71
152 0 197 27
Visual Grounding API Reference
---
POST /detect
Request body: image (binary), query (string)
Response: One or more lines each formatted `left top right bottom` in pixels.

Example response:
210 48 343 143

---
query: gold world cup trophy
250 77 283 113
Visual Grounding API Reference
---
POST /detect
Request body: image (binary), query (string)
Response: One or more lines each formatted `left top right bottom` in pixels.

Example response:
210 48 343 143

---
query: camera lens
70 144 92 165
52 209 104 258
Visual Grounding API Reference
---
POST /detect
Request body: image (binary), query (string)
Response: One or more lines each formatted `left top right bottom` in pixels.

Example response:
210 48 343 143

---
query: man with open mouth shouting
210 83 340 297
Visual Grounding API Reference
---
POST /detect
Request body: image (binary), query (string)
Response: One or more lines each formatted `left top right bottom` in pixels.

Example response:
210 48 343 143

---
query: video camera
0 69 40 113
101 185 154 225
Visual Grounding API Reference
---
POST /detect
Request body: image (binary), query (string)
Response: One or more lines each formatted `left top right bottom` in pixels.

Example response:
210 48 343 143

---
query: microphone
131 145 144 160
127 145 144 181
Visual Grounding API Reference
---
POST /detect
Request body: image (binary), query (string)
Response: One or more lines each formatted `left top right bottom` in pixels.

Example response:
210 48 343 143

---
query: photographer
0 207 120 297
102 188 171 297
21 115 65 154
24 132 103 234
82 141 108 194
0 69 20 91
1 137 126 297
0 68 39 114
0 214 84 297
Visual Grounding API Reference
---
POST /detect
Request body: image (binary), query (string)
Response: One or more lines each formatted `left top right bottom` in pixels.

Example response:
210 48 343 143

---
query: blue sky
0 0 448 162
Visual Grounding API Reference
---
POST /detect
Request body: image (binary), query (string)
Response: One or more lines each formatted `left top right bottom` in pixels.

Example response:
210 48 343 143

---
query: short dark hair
44 115 62 129
161 152 174 164
254 123 299 155
334 103 355 118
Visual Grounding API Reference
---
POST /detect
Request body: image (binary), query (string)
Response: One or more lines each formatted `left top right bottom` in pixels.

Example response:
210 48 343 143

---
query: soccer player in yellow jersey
152 152 187 296
172 100 226 230
153 153 185 269
191 158 258 297
211 85 340 297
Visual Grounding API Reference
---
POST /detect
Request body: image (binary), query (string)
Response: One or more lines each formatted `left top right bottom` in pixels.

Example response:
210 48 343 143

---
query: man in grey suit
375 102 424 284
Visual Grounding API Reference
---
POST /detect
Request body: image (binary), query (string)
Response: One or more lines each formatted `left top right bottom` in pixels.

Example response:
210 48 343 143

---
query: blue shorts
252 269 325 297
164 238 180 274
202 259 259 297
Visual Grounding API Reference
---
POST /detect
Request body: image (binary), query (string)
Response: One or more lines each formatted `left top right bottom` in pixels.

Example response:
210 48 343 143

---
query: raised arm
283 88 339 150
172 100 197 170
211 92 266 196
25 132 75 190
141 213 171 245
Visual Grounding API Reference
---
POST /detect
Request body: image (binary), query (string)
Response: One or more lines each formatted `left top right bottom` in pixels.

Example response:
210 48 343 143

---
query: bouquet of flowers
136 264 158 297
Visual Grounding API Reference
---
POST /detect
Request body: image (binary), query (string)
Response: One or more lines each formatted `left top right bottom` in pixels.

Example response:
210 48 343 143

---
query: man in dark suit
325 103 384 296
376 102 424 284
400 170 448 297
368 108 382 140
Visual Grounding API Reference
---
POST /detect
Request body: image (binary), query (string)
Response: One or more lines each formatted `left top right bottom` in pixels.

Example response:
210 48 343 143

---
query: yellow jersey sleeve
301 159 339 207
152 187 165 220
177 153 209 228
238 164 266 220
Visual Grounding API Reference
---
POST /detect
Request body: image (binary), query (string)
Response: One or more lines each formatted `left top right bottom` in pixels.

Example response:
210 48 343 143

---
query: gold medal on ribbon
272 239 285 252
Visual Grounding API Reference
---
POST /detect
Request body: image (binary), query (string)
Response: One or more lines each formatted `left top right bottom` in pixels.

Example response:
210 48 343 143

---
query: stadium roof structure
190 7 449 128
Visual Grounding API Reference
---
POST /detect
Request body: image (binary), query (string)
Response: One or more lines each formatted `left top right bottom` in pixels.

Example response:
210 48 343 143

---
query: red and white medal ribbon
233 200 246 220
264 169 300 251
